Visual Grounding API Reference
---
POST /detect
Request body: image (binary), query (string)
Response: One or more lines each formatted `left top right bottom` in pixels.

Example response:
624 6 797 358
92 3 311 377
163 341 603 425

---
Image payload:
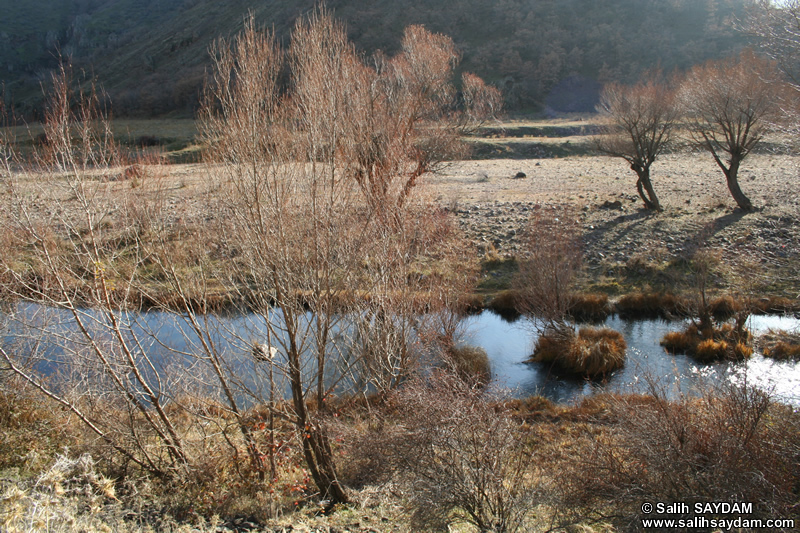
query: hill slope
0 0 753 116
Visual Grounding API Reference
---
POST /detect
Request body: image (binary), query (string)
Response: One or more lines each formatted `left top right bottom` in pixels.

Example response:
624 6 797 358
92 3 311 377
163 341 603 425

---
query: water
465 311 800 406
4 303 799 406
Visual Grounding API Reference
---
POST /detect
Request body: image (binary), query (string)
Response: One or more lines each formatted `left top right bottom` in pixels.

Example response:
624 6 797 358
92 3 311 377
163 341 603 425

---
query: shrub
554 381 800 530
531 327 626 379
447 345 491 386
387 373 540 532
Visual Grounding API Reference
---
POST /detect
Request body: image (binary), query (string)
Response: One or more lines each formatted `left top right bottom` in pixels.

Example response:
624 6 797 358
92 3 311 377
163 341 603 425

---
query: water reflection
465 311 800 406
5 303 799 406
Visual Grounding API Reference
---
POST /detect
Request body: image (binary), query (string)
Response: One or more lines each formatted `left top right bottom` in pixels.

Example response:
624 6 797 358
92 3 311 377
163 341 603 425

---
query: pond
4 303 799 406
467 311 800 406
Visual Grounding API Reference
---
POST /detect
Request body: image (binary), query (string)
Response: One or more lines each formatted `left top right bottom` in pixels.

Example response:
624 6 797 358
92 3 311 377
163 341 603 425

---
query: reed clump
708 295 741 321
661 322 753 362
531 327 627 379
447 345 491 386
759 329 800 361
615 291 687 319
568 293 611 322
487 289 521 320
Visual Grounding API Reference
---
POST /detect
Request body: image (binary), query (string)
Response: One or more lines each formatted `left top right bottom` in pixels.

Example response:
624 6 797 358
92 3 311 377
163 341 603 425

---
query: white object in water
253 343 278 361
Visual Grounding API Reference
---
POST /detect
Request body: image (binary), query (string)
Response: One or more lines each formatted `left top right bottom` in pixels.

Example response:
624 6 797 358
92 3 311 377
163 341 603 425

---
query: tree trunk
723 157 753 211
634 165 662 211
287 344 349 504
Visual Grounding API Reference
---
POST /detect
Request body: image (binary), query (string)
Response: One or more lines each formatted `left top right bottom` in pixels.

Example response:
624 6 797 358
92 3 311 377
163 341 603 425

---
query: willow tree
679 51 782 211
200 11 497 504
596 77 678 211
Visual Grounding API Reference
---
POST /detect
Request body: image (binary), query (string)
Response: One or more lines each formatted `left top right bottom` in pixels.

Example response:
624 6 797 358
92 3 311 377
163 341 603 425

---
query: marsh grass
568 292 611 322
531 326 627 378
446 344 491 385
487 289 521 320
759 329 800 360
615 291 688 319
661 322 753 362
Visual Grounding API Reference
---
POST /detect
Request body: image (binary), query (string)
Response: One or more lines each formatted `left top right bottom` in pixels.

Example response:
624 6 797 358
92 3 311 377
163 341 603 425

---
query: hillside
1 0 753 117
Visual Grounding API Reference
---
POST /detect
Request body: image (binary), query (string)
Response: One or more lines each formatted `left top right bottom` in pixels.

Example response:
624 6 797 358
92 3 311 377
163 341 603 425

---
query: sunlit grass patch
759 329 800 361
531 326 626 379
615 291 687 319
568 292 611 322
661 321 753 362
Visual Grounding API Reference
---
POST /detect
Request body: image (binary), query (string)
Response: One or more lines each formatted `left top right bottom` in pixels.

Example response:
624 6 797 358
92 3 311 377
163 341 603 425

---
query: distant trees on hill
1 0 754 116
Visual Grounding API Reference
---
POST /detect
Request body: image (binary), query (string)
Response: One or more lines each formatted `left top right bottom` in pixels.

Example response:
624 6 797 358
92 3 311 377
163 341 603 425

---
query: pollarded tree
679 50 782 211
596 77 679 211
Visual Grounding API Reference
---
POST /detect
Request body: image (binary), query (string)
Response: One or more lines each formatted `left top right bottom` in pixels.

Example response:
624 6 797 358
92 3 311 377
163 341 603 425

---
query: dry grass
3 372 799 532
708 295 741 320
752 296 800 314
695 338 729 362
531 327 627 378
447 344 491 386
487 289 521 320
661 322 753 362
552 381 800 531
615 291 687 319
568 292 611 322
759 329 800 360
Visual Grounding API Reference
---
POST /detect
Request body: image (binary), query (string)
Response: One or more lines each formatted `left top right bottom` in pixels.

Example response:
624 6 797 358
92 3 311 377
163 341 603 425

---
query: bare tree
200 10 492 504
749 1 800 91
514 207 582 342
679 50 783 211
595 77 679 211
748 0 800 141
0 65 191 478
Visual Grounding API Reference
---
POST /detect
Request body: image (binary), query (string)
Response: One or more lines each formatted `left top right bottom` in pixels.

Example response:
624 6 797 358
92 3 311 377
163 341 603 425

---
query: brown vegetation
446 345 492 386
384 373 540 532
568 292 611 322
759 329 800 360
552 381 800 530
615 291 687 319
487 289 521 320
661 322 753 362
531 326 627 378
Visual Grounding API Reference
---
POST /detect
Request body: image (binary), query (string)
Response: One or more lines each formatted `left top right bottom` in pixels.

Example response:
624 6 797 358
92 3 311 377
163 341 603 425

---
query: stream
468 311 800 405
4 303 799 406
